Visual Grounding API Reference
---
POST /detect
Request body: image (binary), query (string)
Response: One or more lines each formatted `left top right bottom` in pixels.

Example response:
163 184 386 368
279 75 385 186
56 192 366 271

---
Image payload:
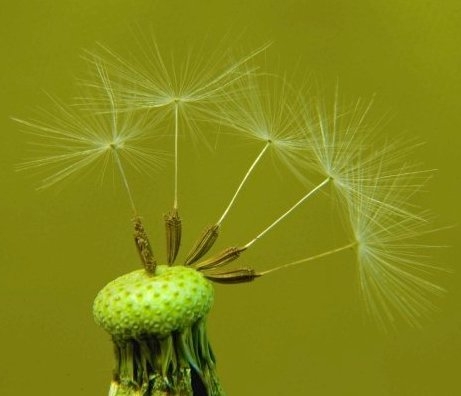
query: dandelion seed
85 38 269 114
300 87 377 191
343 165 445 329
194 246 247 271
216 72 307 178
15 100 163 193
14 87 164 196
184 224 220 266
186 73 307 264
14 61 164 272
184 143 270 265
300 88 436 222
133 215 157 274
164 207 182 264
203 268 261 284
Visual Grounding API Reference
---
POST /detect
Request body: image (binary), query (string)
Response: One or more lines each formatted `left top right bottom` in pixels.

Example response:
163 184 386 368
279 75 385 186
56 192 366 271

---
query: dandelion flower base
93 266 223 395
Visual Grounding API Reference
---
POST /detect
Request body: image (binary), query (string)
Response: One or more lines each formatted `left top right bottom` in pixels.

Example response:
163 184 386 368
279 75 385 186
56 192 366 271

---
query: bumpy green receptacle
93 266 224 396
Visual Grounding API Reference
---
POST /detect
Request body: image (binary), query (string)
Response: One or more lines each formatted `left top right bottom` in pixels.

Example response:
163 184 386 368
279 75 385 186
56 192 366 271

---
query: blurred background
1 1 460 395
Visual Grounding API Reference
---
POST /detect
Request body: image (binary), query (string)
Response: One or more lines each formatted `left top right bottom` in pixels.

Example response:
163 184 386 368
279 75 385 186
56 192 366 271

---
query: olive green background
1 1 460 395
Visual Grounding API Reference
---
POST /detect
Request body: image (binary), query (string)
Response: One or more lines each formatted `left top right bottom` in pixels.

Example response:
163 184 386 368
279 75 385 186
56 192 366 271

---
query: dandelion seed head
15 96 165 190
216 72 307 177
342 161 444 330
82 38 268 111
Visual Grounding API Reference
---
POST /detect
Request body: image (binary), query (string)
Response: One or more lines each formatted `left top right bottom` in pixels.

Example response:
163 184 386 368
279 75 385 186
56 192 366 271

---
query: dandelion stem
217 141 271 226
260 242 357 276
244 177 331 249
173 101 179 210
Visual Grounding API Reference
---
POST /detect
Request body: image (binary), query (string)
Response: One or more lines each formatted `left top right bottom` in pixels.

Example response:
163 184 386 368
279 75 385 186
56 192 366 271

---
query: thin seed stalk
216 141 271 226
244 177 331 249
185 142 270 266
260 242 357 275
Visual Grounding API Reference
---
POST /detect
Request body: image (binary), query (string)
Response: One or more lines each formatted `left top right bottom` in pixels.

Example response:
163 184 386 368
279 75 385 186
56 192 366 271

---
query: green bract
93 266 214 338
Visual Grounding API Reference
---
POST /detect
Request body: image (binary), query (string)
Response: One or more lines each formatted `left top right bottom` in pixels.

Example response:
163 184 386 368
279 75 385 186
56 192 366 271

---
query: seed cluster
15 36 443 395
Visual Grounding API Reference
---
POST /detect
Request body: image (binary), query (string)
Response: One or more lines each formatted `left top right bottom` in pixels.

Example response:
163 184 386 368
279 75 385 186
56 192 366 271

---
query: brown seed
133 216 156 274
164 208 182 265
204 268 261 284
184 224 220 266
193 246 246 271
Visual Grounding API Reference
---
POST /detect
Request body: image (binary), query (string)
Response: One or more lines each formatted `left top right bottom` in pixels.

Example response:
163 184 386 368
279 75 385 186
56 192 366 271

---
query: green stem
109 318 224 396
